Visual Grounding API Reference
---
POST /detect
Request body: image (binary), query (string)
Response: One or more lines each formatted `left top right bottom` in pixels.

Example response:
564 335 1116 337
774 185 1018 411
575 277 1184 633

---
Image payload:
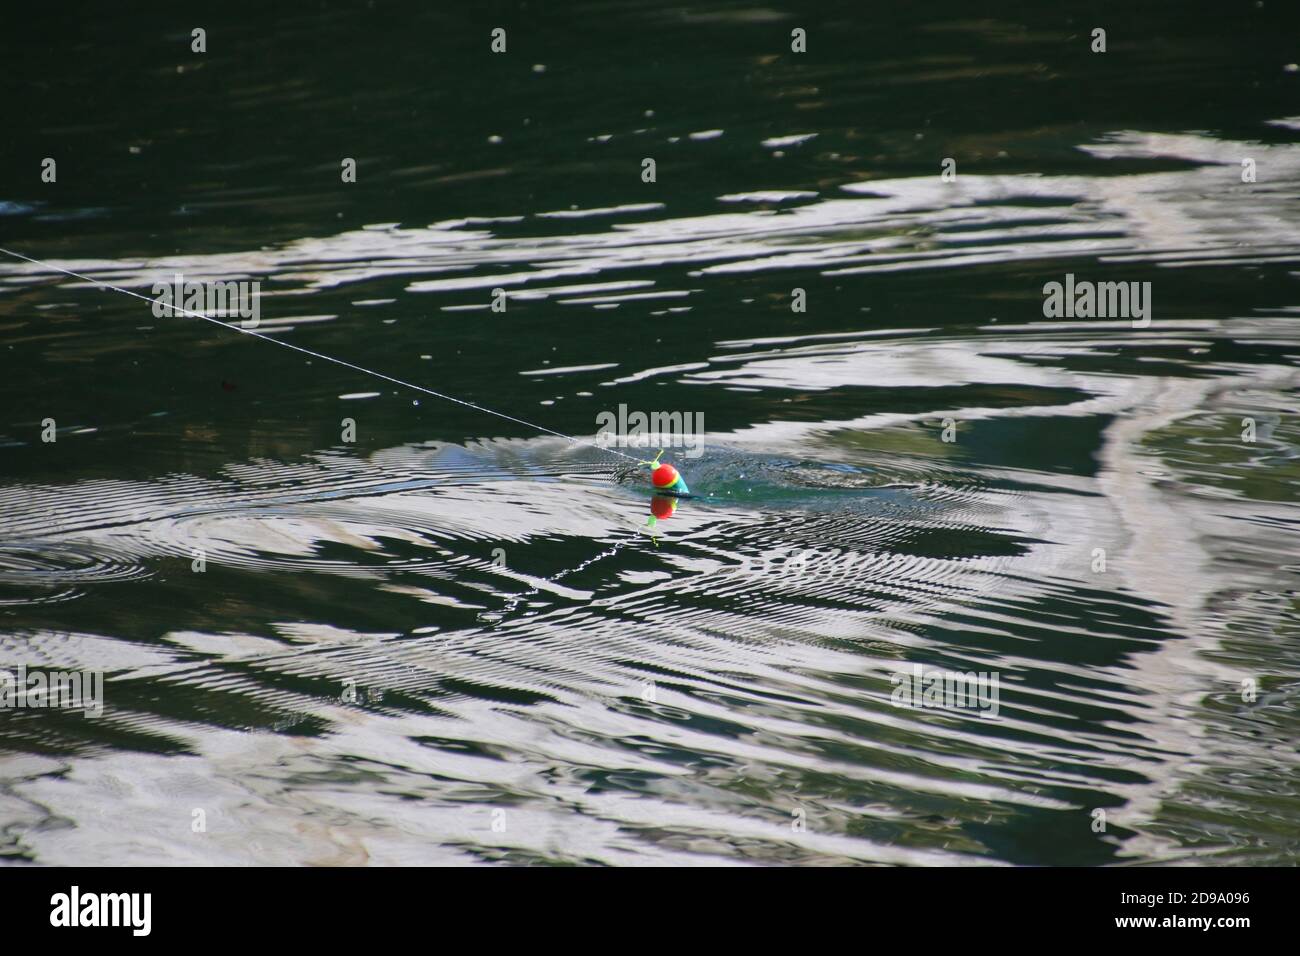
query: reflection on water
1 1 1298 865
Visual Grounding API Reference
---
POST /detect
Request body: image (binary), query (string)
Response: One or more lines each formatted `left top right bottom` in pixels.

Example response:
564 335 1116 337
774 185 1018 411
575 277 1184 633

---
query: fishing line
0 246 644 464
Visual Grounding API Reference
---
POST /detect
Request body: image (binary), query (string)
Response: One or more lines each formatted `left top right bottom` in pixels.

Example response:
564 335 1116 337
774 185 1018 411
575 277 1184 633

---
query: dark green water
1 1 1298 865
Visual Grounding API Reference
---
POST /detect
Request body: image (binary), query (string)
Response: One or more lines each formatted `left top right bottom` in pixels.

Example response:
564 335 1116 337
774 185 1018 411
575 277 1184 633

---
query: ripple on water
0 542 153 605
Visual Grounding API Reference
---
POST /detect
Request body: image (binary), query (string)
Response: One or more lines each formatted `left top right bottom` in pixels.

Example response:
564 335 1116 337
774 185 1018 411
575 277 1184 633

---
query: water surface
1 1 1298 865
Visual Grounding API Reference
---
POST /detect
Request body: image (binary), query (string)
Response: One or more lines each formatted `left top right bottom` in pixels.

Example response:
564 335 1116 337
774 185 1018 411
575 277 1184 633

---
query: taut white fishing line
0 246 642 463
